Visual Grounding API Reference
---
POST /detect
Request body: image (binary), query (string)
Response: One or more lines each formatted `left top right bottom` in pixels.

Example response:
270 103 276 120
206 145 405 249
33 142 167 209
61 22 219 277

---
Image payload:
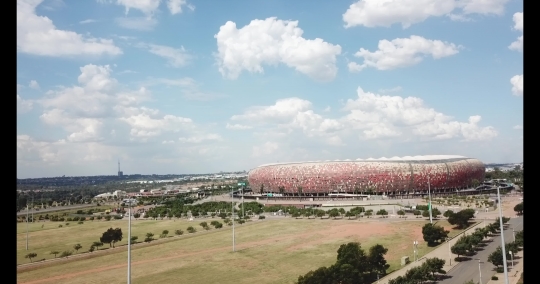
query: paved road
439 216 523 284
16 203 97 217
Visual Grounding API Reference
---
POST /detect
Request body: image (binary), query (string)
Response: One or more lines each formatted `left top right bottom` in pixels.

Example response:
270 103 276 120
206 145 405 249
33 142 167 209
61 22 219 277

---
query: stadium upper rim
254 155 478 168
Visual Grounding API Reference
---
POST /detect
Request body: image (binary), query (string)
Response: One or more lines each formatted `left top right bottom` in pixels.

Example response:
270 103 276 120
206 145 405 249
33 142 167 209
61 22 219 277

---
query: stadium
247 155 485 197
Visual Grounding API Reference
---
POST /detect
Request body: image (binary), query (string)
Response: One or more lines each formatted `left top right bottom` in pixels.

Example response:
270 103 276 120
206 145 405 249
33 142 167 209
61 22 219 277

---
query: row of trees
387 258 447 284
451 216 510 261
296 242 390 284
487 229 522 271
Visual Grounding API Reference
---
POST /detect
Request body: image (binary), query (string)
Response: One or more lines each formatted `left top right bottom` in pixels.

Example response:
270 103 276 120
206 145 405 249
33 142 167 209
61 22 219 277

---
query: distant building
118 160 123 177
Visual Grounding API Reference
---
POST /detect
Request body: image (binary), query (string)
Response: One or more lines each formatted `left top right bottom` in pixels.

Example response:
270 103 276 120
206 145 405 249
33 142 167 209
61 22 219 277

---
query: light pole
413 241 418 261
496 185 509 284
513 228 515 242
428 176 433 224
509 251 514 269
241 186 244 218
26 203 29 251
478 259 482 284
447 238 452 266
232 187 235 252
127 200 132 284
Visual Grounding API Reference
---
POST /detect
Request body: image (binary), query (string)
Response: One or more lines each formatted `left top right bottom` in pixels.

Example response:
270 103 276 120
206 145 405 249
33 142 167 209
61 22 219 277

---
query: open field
17 205 114 219
17 217 470 284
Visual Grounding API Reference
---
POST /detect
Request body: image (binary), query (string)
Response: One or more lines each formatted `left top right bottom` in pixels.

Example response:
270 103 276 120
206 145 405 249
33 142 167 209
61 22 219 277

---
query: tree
505 242 519 255
376 209 388 218
443 210 454 218
162 230 169 236
487 246 504 268
25 252 37 263
60 250 73 258
199 222 208 229
187 226 196 233
144 232 154 242
88 245 95 253
397 210 405 218
451 242 471 259
432 208 441 218
365 211 373 218
130 236 138 243
175 229 184 235
92 241 103 250
515 230 523 247
316 210 325 219
50 251 59 258
422 223 449 246
514 202 523 215
413 210 421 218
73 244 82 253
424 258 446 279
448 209 475 229
368 244 390 276
100 228 123 248
328 209 340 219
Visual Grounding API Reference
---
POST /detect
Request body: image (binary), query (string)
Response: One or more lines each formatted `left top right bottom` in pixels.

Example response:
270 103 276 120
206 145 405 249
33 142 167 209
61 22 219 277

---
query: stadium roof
255 155 473 168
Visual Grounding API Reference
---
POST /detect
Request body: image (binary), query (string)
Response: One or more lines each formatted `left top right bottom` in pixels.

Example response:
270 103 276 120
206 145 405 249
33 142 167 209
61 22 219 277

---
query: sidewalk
486 249 523 284
375 221 488 284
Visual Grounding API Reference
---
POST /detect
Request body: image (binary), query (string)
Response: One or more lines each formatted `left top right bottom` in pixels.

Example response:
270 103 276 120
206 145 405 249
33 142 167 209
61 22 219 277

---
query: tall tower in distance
118 159 123 177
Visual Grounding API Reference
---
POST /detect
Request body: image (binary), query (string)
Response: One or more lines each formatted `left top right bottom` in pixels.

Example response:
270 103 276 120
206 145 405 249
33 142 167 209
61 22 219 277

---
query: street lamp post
413 241 418 261
447 238 452 266
127 201 132 284
509 251 514 269
232 187 235 252
26 204 29 251
478 259 482 284
496 185 509 284
428 176 433 224
513 228 515 242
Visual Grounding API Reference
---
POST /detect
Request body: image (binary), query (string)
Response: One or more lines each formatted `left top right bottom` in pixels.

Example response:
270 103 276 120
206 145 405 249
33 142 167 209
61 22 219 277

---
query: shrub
78 221 84 224
496 267 505 273
89 216 95 221
113 215 122 220
492 276 499 280
58 224 63 228
97 216 103 220
105 215 112 221
66 217 73 221
175 229 184 235
72 216 80 221
259 215 265 219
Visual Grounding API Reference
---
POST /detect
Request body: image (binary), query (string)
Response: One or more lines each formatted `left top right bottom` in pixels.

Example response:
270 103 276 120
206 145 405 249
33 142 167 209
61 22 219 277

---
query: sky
17 0 523 178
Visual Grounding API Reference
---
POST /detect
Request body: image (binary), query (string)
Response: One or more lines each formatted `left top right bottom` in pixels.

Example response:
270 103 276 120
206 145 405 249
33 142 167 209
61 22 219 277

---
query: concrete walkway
375 220 488 284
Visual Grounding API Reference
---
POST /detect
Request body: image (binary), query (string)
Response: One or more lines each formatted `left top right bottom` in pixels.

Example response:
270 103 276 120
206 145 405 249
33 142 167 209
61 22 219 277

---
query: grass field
17 217 469 284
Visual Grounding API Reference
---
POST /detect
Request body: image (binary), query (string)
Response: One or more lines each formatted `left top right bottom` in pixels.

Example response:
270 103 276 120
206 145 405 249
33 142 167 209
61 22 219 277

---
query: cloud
226 123 252 130
28 80 40 90
142 77 224 101
349 36 461 72
178 133 223 143
17 94 33 113
115 0 161 16
119 108 193 138
214 17 342 82
323 106 331 112
510 74 523 97
17 0 122 57
167 0 194 14
508 12 523 52
141 43 191 67
343 0 455 29
252 142 279 157
513 125 522 130
343 0 510 28
116 17 158 31
80 19 97 24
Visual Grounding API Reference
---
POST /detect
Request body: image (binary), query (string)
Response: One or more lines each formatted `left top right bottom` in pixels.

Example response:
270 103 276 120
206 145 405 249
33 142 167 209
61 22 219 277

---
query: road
16 203 97 217
439 216 523 284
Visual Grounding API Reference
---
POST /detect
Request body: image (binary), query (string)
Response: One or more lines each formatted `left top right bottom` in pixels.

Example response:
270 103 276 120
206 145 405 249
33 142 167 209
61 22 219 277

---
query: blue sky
17 0 523 178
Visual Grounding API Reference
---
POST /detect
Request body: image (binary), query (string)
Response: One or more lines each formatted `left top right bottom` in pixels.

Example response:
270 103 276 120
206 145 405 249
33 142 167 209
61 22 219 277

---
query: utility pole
428 176 433 224
478 259 482 284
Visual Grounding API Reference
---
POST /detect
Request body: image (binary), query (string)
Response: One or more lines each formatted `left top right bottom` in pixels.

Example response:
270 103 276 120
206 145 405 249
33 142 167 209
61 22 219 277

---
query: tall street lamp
478 259 482 284
428 176 433 224
26 203 29 251
446 237 452 266
413 240 418 262
509 251 514 269
232 187 235 252
127 199 132 284
496 185 509 284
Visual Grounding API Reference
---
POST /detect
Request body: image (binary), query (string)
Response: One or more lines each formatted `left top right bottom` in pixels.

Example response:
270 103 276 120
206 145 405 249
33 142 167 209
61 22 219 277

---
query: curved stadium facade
248 155 485 195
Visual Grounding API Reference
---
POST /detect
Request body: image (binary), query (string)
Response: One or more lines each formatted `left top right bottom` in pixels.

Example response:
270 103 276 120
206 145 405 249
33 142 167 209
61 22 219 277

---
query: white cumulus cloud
167 0 194 14
343 0 511 28
510 75 523 97
252 142 279 157
214 17 342 82
226 123 252 130
28 80 40 90
349 35 461 71
17 0 122 57
178 133 223 143
509 12 523 52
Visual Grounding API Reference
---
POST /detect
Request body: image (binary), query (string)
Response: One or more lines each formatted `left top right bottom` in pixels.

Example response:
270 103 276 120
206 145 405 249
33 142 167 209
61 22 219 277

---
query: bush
97 216 103 220
259 215 265 219
78 221 84 224
113 215 122 220
58 224 63 228
496 267 505 273
105 215 112 221
492 276 499 280
89 216 95 221
72 216 80 221
175 229 184 235
66 217 73 221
